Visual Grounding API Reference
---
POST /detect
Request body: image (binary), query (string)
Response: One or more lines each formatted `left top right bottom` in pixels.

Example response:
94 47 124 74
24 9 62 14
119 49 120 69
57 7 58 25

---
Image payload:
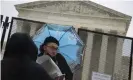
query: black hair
39 36 59 56
4 33 38 61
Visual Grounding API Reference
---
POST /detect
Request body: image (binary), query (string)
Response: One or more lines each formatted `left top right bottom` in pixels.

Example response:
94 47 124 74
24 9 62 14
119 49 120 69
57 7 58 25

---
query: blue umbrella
32 23 84 71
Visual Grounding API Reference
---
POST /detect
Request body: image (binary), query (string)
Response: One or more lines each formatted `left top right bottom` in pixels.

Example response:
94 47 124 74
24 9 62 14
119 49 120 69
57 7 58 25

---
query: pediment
15 1 131 19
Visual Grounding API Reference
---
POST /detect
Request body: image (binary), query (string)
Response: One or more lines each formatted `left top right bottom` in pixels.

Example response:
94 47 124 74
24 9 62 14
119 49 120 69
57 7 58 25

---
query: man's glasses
47 46 58 50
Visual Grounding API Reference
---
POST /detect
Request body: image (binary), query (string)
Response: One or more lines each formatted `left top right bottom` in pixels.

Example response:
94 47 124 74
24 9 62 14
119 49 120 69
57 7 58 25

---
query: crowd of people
1 33 73 80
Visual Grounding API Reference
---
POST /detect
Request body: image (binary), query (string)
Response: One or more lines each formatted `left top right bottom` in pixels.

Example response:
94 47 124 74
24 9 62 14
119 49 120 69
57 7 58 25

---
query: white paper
92 72 111 80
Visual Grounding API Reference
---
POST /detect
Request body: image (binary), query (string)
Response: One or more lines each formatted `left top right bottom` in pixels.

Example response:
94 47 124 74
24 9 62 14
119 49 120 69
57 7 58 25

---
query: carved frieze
21 1 120 18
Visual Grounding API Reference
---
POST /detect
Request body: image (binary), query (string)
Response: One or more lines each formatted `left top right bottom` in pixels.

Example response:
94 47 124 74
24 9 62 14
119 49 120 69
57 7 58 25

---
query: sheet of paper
92 72 111 80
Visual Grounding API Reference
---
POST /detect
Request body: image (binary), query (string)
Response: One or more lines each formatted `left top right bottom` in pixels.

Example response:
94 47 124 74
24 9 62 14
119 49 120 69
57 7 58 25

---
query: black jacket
1 56 53 80
51 53 73 80
1 33 53 80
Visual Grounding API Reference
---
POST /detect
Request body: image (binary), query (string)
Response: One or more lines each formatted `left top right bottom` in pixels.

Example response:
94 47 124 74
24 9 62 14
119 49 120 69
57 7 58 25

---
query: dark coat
1 33 53 80
51 53 73 80
1 56 53 80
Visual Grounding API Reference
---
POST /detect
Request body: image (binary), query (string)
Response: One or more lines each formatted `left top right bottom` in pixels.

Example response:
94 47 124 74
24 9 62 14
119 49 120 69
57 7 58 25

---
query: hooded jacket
1 33 53 80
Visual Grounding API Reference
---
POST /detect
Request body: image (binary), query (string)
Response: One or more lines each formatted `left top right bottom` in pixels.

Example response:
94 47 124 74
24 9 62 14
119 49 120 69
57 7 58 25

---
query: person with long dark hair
1 33 53 80
38 36 73 80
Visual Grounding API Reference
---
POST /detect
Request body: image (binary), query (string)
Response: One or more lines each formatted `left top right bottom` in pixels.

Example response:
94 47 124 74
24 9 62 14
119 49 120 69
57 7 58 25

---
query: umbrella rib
71 27 84 45
58 27 72 42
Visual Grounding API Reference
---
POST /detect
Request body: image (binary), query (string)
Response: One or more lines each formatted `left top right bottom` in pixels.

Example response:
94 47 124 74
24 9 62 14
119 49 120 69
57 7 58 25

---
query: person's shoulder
56 53 66 60
56 53 64 58
30 61 44 70
29 61 53 80
28 61 40 70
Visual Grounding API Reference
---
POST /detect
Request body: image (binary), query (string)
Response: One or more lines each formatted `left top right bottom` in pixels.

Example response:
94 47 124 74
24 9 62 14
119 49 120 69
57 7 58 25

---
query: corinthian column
81 33 94 80
16 20 30 34
98 34 108 73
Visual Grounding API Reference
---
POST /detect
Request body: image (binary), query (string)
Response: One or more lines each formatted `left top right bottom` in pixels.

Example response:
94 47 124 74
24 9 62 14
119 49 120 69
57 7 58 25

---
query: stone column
16 20 31 34
30 22 44 37
30 23 38 37
11 20 17 35
81 33 94 80
16 20 23 32
88 29 103 80
113 37 124 80
105 30 117 75
98 34 108 73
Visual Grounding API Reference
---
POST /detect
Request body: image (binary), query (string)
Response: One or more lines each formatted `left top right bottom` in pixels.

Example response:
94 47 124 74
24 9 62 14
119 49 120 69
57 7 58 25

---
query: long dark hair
39 36 59 56
4 33 38 61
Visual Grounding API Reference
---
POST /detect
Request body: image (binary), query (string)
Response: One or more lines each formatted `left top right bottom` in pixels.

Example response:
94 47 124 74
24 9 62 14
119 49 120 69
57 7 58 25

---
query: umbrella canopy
33 23 84 71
